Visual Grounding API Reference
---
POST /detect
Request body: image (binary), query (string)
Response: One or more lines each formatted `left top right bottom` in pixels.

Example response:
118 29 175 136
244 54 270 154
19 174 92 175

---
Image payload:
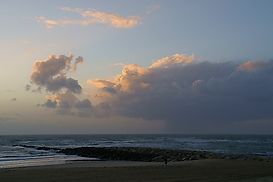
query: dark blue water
0 135 272 168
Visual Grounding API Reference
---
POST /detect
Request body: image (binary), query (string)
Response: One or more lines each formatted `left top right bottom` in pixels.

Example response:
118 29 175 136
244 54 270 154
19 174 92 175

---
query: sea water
0 134 272 168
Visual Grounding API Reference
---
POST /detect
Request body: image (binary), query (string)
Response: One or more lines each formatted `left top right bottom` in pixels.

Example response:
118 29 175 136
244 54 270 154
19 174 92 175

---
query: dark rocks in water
58 147 220 162
59 147 157 161
17 145 272 162
36 146 59 151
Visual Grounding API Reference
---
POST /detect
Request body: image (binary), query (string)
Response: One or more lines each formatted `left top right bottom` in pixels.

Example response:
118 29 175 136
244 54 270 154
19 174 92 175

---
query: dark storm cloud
89 54 273 130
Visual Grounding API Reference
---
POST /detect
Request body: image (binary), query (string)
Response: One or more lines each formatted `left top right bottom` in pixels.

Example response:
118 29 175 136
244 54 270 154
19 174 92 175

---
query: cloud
149 54 194 69
29 54 92 116
73 56 84 71
89 79 116 89
41 99 57 108
238 60 267 71
75 99 92 109
41 91 93 116
37 7 140 29
89 54 194 93
89 54 273 131
30 54 82 93
28 53 273 132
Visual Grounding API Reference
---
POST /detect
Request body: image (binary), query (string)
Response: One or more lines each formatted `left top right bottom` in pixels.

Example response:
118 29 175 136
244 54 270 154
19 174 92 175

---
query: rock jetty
16 145 272 162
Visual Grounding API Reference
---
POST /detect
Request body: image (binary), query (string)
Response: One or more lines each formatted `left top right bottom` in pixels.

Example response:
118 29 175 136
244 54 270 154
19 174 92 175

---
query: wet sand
0 159 273 182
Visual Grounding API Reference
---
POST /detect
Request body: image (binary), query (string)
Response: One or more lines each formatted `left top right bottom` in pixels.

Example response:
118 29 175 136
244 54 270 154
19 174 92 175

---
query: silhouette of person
164 156 168 166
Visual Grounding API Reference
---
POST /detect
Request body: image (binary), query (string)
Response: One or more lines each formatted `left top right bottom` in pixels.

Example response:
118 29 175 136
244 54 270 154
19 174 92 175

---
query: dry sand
0 159 273 182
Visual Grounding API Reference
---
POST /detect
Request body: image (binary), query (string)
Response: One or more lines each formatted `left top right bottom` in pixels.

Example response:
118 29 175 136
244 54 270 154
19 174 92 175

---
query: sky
1 0 273 134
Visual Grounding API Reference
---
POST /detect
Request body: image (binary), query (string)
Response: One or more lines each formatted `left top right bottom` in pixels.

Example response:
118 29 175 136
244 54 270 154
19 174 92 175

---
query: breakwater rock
16 145 271 162
59 147 219 162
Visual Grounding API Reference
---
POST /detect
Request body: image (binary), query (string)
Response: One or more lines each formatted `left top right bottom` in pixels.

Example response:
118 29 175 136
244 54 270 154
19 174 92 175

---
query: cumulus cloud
30 54 82 93
29 54 92 116
28 53 273 132
89 54 273 131
37 7 140 29
149 54 194 69
89 54 195 93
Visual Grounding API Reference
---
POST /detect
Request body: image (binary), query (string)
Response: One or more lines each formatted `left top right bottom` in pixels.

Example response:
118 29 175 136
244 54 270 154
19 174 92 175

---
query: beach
1 135 273 181
1 159 273 182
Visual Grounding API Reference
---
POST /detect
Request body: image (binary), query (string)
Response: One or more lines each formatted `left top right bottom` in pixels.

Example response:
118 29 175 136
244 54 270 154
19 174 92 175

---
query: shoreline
1 159 273 182
2 145 271 170
1 145 273 181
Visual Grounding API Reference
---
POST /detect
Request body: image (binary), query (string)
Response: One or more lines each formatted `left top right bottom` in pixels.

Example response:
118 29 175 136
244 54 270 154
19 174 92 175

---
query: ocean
0 134 272 168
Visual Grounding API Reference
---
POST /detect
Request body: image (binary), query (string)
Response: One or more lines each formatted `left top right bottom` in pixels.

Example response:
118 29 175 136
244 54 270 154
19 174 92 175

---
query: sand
0 159 273 182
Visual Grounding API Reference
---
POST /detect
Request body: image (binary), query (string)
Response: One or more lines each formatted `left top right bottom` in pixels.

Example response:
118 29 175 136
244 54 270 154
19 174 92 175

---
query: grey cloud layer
89 54 273 130
29 53 273 132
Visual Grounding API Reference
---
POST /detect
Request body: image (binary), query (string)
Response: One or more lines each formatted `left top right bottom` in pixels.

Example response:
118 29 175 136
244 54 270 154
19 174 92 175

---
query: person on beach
164 156 168 166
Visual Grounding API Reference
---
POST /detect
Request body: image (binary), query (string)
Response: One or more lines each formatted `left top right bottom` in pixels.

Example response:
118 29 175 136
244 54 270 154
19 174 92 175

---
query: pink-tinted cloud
238 60 267 71
88 54 194 93
149 54 194 69
37 7 140 29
